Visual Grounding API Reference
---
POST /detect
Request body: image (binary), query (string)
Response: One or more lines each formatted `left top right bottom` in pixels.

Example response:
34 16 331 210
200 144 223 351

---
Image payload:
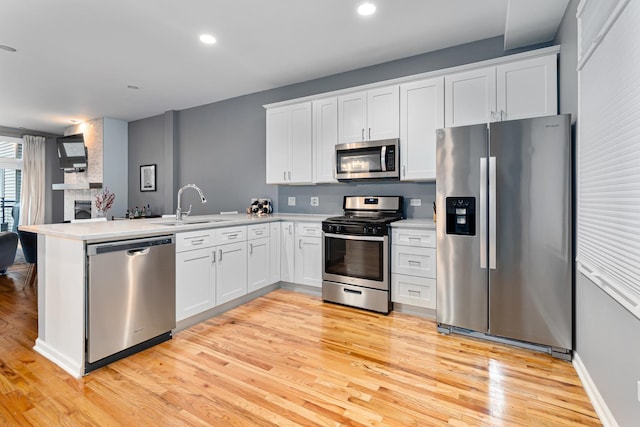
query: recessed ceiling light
127 85 140 90
357 2 376 16
0 44 17 52
199 34 217 45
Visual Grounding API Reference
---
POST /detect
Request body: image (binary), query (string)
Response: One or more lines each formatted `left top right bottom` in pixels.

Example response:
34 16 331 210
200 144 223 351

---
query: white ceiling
0 0 568 134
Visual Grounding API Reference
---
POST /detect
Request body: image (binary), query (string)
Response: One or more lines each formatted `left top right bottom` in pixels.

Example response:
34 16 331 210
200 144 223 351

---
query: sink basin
154 218 231 226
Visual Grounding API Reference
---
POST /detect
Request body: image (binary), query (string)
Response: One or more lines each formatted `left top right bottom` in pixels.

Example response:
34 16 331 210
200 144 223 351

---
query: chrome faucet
176 184 207 220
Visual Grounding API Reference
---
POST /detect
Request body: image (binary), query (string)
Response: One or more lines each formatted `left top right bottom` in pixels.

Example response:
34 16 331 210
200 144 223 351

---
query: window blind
577 0 640 320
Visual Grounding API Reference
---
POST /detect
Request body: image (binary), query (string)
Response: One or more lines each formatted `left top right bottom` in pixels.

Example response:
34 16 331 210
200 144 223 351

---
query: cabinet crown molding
263 45 560 110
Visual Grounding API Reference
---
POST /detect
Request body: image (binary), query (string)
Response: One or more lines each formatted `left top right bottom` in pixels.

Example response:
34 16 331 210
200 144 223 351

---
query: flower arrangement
95 186 115 215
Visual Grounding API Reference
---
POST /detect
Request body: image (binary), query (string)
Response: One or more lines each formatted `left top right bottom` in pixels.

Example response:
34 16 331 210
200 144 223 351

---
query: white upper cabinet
496 55 557 121
399 76 444 181
338 85 399 143
313 97 339 183
445 67 497 127
445 54 557 127
266 102 312 184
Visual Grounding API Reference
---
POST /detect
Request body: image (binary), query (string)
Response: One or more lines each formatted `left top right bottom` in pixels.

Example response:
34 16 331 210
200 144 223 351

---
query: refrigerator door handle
489 156 497 269
480 157 487 269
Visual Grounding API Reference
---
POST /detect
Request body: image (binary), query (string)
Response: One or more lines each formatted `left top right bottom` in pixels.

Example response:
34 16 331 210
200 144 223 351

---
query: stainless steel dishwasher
86 235 175 373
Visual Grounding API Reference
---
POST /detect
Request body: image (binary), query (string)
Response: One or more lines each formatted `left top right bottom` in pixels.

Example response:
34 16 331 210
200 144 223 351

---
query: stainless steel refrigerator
435 114 572 359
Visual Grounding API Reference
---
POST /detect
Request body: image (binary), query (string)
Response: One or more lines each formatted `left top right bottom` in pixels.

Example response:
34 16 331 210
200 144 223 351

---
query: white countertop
391 219 436 229
20 213 334 243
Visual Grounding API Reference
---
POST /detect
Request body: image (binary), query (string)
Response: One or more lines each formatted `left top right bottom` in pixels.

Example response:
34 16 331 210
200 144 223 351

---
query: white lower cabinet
269 222 281 284
247 223 270 292
175 230 217 322
294 222 322 287
216 240 248 305
280 221 295 282
391 227 437 309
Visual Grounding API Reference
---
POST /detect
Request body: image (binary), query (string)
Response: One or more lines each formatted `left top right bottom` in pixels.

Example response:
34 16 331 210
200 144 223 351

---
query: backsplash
276 181 436 218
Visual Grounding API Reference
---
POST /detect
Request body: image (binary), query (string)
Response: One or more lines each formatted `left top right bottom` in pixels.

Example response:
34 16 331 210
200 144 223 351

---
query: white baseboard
34 338 83 378
573 352 618 427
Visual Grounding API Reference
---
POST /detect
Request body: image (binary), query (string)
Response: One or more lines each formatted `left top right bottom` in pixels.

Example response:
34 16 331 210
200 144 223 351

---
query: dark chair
17 230 37 287
11 205 20 233
0 231 18 274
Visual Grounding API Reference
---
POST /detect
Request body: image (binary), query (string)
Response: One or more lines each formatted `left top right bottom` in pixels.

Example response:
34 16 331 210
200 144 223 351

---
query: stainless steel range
322 196 403 313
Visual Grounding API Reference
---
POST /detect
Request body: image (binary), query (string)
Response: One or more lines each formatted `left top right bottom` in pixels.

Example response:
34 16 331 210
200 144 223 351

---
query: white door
289 102 313 183
248 237 270 292
313 97 339 183
175 248 216 321
265 106 290 184
496 55 557 121
367 85 399 141
280 222 295 282
269 222 281 284
400 77 444 181
445 66 497 127
338 91 367 143
216 241 247 305
295 236 322 287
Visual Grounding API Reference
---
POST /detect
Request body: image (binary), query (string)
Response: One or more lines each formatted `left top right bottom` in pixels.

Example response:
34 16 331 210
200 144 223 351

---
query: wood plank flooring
0 264 600 426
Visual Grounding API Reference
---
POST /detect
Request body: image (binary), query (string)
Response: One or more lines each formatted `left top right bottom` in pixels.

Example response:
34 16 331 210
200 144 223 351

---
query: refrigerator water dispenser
445 197 475 236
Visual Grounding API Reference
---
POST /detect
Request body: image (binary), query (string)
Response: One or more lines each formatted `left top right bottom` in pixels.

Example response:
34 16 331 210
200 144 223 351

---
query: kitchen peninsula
20 213 329 377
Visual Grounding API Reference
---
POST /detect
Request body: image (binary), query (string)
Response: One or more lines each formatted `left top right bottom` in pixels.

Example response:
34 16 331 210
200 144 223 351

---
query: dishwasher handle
127 248 150 256
87 235 174 256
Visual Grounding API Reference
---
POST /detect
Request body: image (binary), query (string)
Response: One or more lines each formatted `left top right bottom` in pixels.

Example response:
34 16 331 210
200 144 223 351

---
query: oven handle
323 233 385 242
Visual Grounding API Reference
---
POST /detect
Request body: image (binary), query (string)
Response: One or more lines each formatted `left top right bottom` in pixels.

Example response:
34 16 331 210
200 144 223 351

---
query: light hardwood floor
0 264 600 426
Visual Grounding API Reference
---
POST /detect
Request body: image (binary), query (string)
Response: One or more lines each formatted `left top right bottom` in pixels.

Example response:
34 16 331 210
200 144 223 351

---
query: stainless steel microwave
335 139 399 180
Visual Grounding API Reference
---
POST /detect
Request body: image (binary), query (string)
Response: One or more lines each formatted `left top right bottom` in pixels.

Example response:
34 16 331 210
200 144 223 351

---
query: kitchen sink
154 218 231 226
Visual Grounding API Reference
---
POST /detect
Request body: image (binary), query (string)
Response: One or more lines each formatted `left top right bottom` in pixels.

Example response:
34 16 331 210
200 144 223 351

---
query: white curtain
20 135 46 225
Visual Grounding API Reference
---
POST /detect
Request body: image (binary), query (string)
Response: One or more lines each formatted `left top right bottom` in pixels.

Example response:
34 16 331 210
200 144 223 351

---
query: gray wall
555 1 640 425
129 35 551 218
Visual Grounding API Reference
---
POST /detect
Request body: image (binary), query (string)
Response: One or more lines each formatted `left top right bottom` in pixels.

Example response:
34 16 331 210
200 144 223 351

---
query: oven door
322 233 389 291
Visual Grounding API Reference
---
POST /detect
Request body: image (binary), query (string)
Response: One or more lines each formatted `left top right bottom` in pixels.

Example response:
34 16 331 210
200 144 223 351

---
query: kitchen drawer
215 226 247 244
391 245 436 278
247 223 270 240
176 229 216 252
295 222 322 238
391 274 435 309
392 228 436 248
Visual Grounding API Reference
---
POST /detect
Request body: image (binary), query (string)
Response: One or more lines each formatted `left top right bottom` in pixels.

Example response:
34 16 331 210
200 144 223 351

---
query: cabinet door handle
361 128 365 141
212 250 216 263
402 165 406 177
249 243 253 254
283 171 286 181
289 225 293 235
218 249 223 262
299 239 302 249
500 110 505 121
368 127 371 140
288 171 291 180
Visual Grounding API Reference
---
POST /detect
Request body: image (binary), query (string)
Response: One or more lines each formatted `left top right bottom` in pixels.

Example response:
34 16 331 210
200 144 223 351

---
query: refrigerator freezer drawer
391 228 436 248
391 246 436 278
391 274 435 309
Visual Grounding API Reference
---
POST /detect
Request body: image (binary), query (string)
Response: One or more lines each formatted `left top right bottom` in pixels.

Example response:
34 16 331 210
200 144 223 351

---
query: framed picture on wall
140 164 157 192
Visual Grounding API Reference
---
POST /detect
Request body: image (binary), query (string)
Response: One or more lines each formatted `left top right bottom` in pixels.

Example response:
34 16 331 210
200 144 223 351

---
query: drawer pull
408 260 421 266
190 238 205 245
408 289 421 295
408 236 421 242
227 233 238 239
255 230 263 235
343 288 362 295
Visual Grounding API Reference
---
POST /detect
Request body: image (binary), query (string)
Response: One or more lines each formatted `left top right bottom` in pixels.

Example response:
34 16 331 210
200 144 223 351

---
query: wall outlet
288 196 296 206
410 198 422 207
310 196 319 207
